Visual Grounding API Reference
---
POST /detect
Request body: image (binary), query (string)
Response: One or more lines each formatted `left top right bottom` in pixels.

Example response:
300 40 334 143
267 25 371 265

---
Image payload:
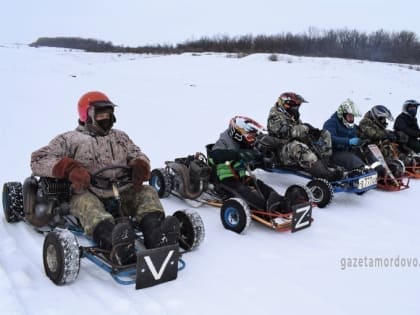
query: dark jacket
210 129 255 181
394 112 420 138
323 112 358 151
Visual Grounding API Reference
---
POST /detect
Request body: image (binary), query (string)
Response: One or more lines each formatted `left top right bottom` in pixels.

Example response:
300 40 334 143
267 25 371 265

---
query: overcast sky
2 0 420 46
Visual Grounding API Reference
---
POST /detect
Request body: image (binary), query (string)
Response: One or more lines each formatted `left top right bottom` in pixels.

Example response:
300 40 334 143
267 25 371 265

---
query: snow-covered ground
1 44 419 315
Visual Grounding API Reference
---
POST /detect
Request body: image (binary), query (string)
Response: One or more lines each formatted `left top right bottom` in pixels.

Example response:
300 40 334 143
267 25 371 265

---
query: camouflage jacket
31 125 150 198
267 105 309 142
358 115 388 143
357 115 400 160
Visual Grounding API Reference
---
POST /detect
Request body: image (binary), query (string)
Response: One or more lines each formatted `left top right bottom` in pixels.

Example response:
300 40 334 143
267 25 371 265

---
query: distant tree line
31 28 420 64
30 37 176 54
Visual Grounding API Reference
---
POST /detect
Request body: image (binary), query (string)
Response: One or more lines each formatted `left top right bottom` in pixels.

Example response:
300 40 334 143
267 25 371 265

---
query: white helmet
337 99 361 128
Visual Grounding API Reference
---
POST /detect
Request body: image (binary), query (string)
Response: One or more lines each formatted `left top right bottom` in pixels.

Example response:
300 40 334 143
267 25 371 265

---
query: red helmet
77 91 115 122
229 115 265 146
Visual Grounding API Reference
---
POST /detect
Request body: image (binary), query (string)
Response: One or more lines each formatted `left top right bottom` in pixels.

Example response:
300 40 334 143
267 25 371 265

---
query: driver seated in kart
266 92 343 181
322 99 369 174
357 105 408 179
394 99 420 153
30 91 180 266
209 115 295 215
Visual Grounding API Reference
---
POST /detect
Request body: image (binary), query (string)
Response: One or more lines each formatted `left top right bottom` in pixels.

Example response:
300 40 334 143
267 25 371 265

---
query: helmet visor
284 99 301 107
90 100 116 108
344 113 354 124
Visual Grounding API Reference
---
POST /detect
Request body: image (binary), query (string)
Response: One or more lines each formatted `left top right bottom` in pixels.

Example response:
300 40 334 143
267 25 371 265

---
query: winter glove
385 130 397 142
129 159 151 190
291 124 310 139
348 137 360 146
395 131 409 144
304 123 322 140
52 157 91 192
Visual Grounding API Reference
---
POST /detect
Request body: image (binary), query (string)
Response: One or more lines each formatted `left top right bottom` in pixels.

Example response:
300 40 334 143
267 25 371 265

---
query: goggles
283 100 301 107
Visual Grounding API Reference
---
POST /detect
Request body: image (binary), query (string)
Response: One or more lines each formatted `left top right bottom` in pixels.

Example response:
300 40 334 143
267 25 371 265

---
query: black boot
308 160 343 181
110 222 136 265
92 220 114 251
158 216 180 247
265 192 291 214
140 212 180 249
139 212 165 249
92 220 136 265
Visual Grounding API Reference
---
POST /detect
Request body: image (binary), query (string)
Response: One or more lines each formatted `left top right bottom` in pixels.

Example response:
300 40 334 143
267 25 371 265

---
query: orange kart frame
199 196 313 233
375 173 410 191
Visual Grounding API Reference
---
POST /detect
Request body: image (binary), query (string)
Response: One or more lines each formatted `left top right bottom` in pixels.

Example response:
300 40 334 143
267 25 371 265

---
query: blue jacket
323 112 358 151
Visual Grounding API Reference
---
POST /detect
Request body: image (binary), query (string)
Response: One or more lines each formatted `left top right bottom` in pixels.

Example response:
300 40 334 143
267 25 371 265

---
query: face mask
87 106 115 135
407 106 418 117
286 106 300 120
378 117 388 128
96 118 113 132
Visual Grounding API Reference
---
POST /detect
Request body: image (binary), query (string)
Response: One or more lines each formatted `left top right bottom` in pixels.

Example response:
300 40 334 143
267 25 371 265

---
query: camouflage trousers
279 140 318 169
279 130 332 169
70 185 164 236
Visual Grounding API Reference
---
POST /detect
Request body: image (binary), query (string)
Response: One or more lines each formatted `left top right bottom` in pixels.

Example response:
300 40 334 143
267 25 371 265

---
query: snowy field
1 44 419 315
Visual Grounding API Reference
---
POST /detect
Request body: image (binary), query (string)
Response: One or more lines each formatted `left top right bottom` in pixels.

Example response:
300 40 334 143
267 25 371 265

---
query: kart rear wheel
43 229 80 285
173 209 205 251
2 182 23 223
387 159 405 179
149 168 172 198
306 178 333 208
220 198 251 234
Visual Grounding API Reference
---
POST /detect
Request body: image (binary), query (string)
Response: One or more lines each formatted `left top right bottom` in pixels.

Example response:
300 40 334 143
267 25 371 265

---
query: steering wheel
90 165 132 190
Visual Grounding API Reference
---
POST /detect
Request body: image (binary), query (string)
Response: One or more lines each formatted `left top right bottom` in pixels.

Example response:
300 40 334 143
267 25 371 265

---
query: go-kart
379 140 420 179
2 165 204 289
352 141 410 191
254 134 378 208
149 151 313 234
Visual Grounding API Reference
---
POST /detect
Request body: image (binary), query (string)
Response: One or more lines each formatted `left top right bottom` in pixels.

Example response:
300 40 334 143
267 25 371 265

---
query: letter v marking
144 250 175 280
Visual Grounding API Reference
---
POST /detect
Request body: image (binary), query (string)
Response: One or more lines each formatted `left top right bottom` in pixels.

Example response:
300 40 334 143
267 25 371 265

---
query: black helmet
402 99 420 117
369 105 394 128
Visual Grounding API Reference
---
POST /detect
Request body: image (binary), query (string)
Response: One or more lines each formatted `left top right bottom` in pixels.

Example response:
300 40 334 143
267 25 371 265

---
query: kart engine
23 176 71 227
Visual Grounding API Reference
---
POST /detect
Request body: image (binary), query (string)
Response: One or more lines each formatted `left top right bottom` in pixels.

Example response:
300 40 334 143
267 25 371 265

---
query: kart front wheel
220 198 251 234
2 182 23 223
306 178 333 208
285 184 313 205
149 168 172 198
43 229 80 285
173 209 205 251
